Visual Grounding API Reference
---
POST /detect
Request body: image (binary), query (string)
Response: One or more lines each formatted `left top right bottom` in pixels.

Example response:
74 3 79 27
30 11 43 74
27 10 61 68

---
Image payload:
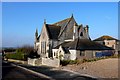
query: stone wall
28 58 42 66
28 58 59 67
42 58 60 67
28 58 38 66
8 59 27 64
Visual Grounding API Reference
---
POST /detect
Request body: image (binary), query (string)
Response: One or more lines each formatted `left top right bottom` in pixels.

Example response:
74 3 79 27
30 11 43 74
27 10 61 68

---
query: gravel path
57 58 119 78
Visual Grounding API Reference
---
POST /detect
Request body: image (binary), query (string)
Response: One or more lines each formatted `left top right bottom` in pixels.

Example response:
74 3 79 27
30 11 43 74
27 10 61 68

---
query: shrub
82 59 87 63
5 52 26 61
28 50 40 59
4 45 36 61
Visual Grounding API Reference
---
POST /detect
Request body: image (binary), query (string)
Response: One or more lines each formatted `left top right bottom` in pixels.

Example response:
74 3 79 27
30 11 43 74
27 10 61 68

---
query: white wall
57 46 65 60
69 50 76 60
52 49 58 58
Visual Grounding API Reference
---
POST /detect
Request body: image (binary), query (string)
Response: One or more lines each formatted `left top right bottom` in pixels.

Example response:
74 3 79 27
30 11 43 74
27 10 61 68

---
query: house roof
53 17 72 37
45 16 73 40
94 35 118 41
53 15 78 38
53 18 71 27
54 41 71 49
61 47 70 53
40 15 78 40
45 24 61 39
54 39 113 50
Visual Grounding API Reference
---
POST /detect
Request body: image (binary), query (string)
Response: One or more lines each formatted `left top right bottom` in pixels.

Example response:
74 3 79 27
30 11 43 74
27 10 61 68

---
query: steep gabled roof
53 18 71 27
45 24 61 40
53 15 77 38
94 35 118 41
54 38 113 50
53 17 71 37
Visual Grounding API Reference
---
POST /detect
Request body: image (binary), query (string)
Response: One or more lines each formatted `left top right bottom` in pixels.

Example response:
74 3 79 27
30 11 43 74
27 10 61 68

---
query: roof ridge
53 17 71 25
47 24 61 27
94 35 118 41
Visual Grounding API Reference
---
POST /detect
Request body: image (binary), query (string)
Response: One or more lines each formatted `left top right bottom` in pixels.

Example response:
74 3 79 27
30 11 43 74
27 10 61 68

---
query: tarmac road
2 61 50 80
2 61 97 80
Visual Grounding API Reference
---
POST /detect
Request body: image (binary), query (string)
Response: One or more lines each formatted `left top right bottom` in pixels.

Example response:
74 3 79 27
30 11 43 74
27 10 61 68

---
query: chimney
85 25 89 33
84 25 90 39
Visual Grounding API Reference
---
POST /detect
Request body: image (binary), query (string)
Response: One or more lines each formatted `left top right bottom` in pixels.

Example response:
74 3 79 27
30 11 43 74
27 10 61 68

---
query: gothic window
80 32 83 36
54 52 55 56
41 41 46 54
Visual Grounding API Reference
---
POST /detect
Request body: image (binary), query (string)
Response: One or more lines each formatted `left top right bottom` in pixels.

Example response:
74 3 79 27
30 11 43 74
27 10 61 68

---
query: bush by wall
4 45 37 61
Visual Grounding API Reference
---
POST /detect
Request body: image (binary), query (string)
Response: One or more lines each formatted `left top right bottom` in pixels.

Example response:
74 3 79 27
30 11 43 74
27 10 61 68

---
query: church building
34 15 113 60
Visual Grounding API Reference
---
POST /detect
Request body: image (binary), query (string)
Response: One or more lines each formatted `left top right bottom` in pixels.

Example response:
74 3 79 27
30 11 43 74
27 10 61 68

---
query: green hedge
5 52 27 61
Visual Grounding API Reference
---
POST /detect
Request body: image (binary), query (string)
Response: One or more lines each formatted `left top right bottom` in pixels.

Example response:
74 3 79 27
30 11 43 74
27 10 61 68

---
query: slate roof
62 47 70 53
46 24 61 39
53 18 71 27
53 17 72 37
94 35 118 41
54 38 113 50
54 41 71 49
53 15 77 38
44 17 72 40
44 15 78 40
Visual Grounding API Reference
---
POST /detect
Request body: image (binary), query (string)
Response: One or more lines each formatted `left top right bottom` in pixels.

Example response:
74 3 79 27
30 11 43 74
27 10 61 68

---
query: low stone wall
28 58 42 66
28 58 60 67
42 58 60 67
8 59 27 64
28 58 38 66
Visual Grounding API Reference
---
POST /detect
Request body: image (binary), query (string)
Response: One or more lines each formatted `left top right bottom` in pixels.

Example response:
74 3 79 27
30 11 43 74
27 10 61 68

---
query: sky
2 2 118 47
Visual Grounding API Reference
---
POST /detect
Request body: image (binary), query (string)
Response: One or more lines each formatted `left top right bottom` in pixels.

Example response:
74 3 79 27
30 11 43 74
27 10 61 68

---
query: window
103 42 105 45
112 45 114 49
80 32 83 36
41 41 46 54
59 51 61 53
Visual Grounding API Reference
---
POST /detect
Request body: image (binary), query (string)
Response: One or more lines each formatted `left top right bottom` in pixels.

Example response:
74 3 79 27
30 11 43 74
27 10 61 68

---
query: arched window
80 32 83 36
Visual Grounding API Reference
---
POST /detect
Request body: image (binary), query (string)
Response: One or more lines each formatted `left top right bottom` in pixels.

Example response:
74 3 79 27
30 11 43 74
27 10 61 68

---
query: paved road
2 61 50 80
18 63 97 80
2 61 97 80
